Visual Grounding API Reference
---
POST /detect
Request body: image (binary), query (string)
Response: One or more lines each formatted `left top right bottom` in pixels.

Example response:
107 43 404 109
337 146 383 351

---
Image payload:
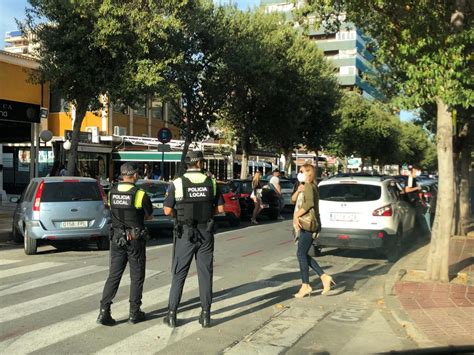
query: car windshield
137 182 168 198
41 182 102 202
319 183 381 202
280 181 295 189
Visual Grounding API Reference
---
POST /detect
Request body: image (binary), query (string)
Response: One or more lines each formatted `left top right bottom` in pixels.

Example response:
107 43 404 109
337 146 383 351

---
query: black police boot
163 310 177 328
96 308 116 326
128 309 146 324
199 310 211 328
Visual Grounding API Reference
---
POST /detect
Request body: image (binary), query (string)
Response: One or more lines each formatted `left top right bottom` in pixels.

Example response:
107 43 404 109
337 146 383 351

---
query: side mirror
10 197 19 204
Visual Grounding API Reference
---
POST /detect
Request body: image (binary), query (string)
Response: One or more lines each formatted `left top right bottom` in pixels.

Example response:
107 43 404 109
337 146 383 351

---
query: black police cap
120 162 138 176
185 151 204 164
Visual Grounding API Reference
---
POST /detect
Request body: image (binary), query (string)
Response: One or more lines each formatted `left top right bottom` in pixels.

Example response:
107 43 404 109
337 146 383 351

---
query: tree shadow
449 256 474 280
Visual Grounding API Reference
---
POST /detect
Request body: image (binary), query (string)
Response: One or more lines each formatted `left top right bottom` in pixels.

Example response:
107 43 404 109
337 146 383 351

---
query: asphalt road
0 214 418 354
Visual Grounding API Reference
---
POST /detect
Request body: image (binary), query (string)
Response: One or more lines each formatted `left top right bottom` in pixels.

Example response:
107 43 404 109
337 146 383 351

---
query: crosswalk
0 254 320 354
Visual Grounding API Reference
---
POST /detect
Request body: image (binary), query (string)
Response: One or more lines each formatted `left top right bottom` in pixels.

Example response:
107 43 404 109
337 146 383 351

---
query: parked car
315 176 416 261
214 182 241 227
280 179 296 207
229 179 280 220
11 177 111 255
135 179 174 233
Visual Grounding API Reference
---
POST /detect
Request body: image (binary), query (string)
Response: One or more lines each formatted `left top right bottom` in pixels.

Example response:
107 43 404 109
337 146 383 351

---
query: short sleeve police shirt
163 179 224 209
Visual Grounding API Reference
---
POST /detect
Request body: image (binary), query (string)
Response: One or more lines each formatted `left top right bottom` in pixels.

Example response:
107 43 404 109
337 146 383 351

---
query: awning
113 151 182 162
235 160 272 168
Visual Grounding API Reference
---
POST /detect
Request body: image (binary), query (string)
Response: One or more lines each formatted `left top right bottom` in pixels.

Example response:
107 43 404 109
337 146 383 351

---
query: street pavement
0 214 426 354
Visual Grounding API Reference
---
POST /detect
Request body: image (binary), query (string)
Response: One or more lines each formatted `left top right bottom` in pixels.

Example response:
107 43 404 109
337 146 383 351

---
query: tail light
423 192 432 199
33 181 45 212
373 205 392 217
97 182 109 209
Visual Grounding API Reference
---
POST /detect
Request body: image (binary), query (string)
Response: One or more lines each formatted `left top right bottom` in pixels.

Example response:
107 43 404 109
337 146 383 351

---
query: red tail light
373 205 392 217
33 181 45 212
97 182 109 209
424 192 432 199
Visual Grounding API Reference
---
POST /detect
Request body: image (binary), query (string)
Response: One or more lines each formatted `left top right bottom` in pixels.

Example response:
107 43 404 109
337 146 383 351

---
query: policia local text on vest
97 163 153 326
163 150 225 328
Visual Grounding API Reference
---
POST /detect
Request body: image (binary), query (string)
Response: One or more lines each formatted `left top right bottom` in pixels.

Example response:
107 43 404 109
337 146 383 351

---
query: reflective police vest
174 171 217 225
109 183 147 229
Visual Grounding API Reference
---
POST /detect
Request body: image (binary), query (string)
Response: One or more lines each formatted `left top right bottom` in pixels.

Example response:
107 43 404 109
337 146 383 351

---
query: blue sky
0 0 261 50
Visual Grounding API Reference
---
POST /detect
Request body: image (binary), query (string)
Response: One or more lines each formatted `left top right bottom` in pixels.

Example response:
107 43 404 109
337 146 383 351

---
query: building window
324 50 339 57
114 99 129 115
150 97 163 120
309 33 336 41
133 97 146 117
340 66 356 75
49 91 68 112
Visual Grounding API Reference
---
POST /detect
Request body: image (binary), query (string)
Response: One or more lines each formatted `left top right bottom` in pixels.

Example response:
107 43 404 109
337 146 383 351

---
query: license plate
330 213 358 222
153 203 164 209
261 204 269 209
61 221 88 228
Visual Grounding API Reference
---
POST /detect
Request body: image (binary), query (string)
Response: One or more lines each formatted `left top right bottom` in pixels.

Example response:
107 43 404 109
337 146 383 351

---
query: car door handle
71 209 78 212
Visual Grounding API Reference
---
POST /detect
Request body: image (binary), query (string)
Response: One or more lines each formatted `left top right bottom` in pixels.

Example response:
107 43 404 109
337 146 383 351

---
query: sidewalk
387 236 474 347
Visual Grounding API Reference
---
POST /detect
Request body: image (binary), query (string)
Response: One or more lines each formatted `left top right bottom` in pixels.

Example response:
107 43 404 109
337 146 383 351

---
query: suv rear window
41 182 102 202
319 183 381 202
280 181 295 189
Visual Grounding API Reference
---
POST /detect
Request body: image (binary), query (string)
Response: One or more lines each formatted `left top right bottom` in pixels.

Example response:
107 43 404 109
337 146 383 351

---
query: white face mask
297 172 305 183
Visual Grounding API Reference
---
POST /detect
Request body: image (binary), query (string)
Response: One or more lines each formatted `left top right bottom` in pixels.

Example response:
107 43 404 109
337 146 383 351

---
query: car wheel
228 214 241 227
97 236 110 251
24 229 37 255
385 227 402 263
12 224 23 244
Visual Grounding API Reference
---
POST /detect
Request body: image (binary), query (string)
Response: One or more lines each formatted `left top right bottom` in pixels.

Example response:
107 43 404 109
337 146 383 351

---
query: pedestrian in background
250 171 263 224
269 169 284 220
97 163 153 326
405 165 430 238
291 164 334 298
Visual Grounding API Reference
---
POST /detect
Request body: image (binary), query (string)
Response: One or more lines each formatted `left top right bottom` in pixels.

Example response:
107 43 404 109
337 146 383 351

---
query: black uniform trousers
100 239 146 312
168 224 214 312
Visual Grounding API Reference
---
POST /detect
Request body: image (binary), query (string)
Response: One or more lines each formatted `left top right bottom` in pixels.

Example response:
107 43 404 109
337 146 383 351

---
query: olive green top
301 182 320 216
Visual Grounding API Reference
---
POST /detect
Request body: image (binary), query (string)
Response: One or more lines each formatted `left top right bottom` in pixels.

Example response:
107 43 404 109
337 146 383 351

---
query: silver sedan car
11 177 110 255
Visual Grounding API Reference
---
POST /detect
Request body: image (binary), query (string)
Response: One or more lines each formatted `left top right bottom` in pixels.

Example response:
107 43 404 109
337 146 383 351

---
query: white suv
316 176 416 261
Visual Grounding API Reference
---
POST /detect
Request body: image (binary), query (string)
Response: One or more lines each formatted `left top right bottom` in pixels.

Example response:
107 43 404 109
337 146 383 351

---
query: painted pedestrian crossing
0 262 64 280
0 255 315 354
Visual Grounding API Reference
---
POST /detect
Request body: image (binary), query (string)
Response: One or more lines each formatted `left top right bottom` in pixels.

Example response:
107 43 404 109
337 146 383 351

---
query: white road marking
0 262 65 280
0 265 108 297
0 260 21 266
0 269 162 323
0 275 202 354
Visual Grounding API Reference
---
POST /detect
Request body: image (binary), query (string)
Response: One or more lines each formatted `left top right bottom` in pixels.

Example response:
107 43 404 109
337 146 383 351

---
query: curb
383 242 439 348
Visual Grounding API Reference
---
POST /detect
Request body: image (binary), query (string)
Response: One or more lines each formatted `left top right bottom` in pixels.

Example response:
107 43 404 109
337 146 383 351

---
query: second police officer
163 151 224 328
97 163 153 326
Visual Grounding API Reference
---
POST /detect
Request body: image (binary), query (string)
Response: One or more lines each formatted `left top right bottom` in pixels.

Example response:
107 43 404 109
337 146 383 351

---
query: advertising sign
0 99 40 124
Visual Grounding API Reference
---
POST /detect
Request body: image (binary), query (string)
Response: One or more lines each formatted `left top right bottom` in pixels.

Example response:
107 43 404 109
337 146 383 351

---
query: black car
229 179 280 220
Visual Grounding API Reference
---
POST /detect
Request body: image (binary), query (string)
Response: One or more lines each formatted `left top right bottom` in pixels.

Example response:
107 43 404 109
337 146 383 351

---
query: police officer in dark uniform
97 163 153 326
163 151 224 328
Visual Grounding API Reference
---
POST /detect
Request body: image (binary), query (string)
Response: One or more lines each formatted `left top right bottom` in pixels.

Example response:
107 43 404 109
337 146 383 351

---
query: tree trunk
426 98 454 282
240 136 250 179
66 103 86 177
178 133 192 177
284 148 293 174
458 132 472 235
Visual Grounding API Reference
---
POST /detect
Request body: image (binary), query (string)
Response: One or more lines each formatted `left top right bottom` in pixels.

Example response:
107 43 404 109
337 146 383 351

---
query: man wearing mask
162 151 224 328
97 163 153 326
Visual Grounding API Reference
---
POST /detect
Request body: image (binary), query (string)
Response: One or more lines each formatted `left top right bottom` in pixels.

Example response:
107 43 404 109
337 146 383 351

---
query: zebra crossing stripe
0 275 203 354
0 269 162 323
0 265 108 297
0 262 65 280
0 260 22 266
96 278 292 354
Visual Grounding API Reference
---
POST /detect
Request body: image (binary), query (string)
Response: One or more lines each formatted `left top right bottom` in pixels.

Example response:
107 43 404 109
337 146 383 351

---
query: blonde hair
301 163 316 184
252 171 261 189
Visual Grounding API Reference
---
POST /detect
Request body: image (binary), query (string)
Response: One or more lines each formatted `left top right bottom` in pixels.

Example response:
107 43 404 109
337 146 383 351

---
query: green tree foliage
300 0 474 281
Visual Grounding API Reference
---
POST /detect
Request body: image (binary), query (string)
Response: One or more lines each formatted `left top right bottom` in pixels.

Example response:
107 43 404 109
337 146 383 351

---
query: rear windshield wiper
71 197 93 201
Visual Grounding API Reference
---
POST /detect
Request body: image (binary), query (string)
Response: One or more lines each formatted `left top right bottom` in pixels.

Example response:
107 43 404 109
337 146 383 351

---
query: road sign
157 127 172 144
157 144 171 152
